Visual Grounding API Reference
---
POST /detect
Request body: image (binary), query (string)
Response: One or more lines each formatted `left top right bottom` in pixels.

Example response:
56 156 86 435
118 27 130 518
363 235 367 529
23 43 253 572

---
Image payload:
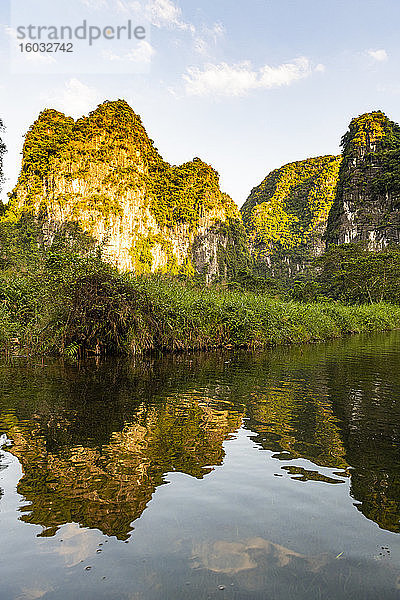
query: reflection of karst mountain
1 332 400 536
3 400 242 540
245 386 348 471
242 341 400 532
322 337 400 533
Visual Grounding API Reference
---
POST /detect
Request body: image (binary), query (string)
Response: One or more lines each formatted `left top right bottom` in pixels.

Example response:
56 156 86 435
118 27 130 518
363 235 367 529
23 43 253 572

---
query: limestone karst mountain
326 110 400 249
241 155 341 277
241 111 400 276
4 105 400 282
6 99 249 280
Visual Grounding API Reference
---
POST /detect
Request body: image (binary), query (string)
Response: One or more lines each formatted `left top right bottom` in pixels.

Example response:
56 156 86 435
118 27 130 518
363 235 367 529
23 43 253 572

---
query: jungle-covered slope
241 155 341 277
6 100 250 280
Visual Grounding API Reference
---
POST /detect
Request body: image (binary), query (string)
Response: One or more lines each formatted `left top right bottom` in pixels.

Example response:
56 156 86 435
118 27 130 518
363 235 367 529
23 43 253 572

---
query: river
1 332 400 599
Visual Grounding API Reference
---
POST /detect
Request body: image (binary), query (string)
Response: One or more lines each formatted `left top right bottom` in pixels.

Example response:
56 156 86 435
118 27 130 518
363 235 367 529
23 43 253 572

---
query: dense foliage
290 243 400 304
315 243 400 304
148 157 235 229
241 155 341 274
1 221 399 357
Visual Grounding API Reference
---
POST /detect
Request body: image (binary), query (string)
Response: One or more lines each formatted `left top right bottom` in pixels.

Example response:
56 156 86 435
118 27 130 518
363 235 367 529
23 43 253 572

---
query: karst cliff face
7 100 249 279
326 111 400 249
241 155 341 277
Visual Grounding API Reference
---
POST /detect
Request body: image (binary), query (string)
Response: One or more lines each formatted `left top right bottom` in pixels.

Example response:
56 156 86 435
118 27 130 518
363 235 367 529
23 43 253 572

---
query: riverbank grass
2 270 400 356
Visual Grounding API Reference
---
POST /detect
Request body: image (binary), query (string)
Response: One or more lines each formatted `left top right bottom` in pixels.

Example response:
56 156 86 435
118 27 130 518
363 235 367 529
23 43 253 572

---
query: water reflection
1 398 242 539
192 537 331 574
191 537 400 599
0 331 400 543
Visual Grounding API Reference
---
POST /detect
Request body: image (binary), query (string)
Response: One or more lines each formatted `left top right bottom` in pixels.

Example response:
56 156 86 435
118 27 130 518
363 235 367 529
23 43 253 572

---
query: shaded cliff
6 100 249 280
326 111 400 248
241 155 341 277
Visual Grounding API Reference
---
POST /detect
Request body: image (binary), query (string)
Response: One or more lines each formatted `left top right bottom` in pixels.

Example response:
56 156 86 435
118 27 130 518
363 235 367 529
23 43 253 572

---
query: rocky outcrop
7 100 249 280
241 155 341 278
9 104 400 281
326 111 400 249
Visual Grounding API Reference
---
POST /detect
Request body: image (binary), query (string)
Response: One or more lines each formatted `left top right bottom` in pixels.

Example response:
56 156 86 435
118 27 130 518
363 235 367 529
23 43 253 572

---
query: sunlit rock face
241 155 341 278
326 111 400 249
7 100 249 280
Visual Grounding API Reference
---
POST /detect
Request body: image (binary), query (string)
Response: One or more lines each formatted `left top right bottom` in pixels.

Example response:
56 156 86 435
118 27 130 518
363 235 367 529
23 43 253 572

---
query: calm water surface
1 332 400 599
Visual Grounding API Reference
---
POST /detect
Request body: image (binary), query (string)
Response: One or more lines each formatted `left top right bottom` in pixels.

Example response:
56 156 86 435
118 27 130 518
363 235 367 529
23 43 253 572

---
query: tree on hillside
315 243 400 304
290 243 400 304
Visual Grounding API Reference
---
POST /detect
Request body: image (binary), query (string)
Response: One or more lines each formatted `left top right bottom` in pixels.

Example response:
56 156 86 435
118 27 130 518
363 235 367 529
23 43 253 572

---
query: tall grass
2 270 399 356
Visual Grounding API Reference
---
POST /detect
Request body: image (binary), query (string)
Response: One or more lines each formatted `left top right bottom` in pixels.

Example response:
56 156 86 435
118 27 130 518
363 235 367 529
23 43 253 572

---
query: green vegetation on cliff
326 111 400 245
292 243 400 305
7 101 237 227
241 155 341 274
149 157 235 229
5 99 247 278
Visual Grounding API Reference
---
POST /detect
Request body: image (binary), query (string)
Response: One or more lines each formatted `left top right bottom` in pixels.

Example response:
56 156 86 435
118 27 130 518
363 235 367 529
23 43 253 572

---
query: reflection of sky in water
191 537 331 574
0 331 400 599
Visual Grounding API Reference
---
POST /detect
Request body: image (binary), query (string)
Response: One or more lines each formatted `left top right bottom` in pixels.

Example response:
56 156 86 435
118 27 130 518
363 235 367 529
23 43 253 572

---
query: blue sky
1 0 400 206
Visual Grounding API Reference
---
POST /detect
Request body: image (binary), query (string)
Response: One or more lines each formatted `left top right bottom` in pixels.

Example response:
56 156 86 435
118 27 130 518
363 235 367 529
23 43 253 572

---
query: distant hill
241 155 341 277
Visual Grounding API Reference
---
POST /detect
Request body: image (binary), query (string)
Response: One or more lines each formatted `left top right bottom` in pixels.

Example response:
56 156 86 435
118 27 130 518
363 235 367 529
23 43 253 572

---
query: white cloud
79 0 201 45
123 0 194 30
183 57 322 97
43 78 100 117
78 0 136 11
39 0 198 33
79 0 108 7
367 49 388 62
77 0 193 30
146 0 194 31
194 22 225 56
102 40 155 63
